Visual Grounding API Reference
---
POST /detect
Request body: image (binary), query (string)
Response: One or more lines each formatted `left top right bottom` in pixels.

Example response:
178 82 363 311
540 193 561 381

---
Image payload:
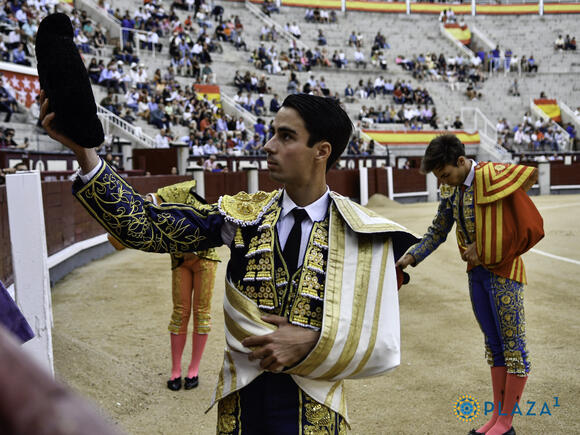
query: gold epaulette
218 190 282 226
156 180 197 204
439 184 456 199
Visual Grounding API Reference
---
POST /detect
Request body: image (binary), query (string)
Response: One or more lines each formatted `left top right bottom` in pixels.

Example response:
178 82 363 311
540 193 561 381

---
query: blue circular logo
453 395 480 422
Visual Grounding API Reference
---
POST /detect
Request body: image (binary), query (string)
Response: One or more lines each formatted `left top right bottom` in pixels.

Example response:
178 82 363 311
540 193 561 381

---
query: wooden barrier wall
2 162 579 286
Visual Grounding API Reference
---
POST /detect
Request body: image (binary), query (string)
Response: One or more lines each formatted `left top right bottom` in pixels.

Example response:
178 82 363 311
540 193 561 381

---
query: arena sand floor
51 194 580 434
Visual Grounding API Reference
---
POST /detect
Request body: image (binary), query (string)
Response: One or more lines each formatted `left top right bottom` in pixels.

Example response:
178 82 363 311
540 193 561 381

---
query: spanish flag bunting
534 99 561 122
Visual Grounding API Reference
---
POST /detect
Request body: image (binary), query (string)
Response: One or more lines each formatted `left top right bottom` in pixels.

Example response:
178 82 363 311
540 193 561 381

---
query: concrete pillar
538 162 550 195
359 167 368 206
247 167 259 194
539 0 544 16
471 0 476 16
173 144 189 175
121 144 132 171
427 172 439 202
406 0 410 15
341 0 346 13
193 168 205 198
5 171 54 376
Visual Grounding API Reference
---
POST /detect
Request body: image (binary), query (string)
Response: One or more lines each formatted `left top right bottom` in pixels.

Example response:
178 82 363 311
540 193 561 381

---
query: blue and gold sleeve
73 162 225 253
408 196 455 264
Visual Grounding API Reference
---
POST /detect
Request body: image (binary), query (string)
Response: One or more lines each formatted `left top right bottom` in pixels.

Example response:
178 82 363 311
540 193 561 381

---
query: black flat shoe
184 376 199 390
167 377 182 391
503 428 515 435
468 430 483 435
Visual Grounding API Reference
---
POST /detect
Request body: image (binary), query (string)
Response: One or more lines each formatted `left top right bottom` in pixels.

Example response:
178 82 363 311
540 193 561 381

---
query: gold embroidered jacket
73 162 419 422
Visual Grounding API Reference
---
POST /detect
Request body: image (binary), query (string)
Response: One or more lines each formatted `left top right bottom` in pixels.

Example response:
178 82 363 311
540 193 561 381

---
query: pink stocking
170 333 187 380
187 333 208 378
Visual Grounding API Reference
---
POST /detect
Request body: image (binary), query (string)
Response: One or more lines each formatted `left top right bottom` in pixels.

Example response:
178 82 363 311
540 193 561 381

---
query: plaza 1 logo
454 395 481 422
453 394 561 422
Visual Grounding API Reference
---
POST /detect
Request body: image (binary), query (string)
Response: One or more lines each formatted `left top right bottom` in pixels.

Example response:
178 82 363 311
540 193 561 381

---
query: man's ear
315 141 332 164
457 155 467 167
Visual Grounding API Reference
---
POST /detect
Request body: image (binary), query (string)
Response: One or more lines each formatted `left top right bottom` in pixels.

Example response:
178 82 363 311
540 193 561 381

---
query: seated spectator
269 94 280 113
452 115 463 129
344 84 355 103
289 22 301 39
567 36 576 51
12 44 30 66
527 55 538 73
555 34 565 50
317 29 327 46
254 94 265 116
0 77 17 122
353 48 366 68
508 79 520 96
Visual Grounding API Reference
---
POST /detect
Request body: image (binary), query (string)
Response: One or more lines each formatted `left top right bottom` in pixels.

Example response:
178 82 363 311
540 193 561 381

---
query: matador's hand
241 315 320 373
395 253 416 269
461 242 481 266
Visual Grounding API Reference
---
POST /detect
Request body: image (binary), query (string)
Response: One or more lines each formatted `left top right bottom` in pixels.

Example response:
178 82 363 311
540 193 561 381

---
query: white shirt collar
280 187 331 222
464 159 477 187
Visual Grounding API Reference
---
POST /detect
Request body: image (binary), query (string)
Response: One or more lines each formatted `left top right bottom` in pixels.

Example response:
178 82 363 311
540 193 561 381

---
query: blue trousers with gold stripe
217 372 346 434
468 266 530 376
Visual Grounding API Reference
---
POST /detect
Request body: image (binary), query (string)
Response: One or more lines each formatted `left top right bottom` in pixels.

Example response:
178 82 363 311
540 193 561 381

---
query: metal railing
96 105 156 148
460 107 513 162
221 93 258 127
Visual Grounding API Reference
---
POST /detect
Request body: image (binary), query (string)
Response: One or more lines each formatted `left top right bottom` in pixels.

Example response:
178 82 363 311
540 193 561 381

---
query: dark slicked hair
420 134 466 174
282 94 353 171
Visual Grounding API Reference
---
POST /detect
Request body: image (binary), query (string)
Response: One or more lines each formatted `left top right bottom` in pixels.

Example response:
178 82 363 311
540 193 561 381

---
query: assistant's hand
39 90 100 173
241 315 320 373
461 242 481 266
395 253 416 269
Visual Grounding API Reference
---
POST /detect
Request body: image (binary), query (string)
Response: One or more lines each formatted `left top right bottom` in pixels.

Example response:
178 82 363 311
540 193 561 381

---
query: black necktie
283 208 308 278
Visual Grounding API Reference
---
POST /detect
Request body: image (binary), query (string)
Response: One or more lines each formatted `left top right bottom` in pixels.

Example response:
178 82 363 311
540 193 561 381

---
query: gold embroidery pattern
234 227 245 249
217 392 241 435
76 164 220 253
302 391 347 435
492 274 530 376
287 219 329 330
218 190 281 226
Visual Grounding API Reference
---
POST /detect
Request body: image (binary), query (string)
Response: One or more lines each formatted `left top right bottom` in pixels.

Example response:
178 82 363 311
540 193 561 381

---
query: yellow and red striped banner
411 3 471 14
269 0 579 14
347 0 406 13
363 130 480 146
281 0 341 9
534 98 561 122
476 3 538 14
544 3 580 14
194 84 220 103
444 23 471 45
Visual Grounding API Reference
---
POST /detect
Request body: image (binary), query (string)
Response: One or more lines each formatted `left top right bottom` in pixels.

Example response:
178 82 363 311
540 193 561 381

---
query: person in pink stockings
166 249 219 391
149 182 220 391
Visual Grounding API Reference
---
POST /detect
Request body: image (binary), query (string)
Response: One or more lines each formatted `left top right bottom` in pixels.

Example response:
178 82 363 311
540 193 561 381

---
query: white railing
244 0 310 52
470 25 495 51
439 23 475 59
529 99 571 151
97 105 156 148
461 107 513 162
221 93 258 127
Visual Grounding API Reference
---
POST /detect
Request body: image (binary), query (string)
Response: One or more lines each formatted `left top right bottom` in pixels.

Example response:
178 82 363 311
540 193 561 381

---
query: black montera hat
35 13 104 148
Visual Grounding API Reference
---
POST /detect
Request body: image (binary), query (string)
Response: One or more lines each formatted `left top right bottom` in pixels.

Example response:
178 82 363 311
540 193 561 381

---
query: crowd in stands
358 104 439 129
497 110 575 152
304 8 337 24
554 34 576 51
